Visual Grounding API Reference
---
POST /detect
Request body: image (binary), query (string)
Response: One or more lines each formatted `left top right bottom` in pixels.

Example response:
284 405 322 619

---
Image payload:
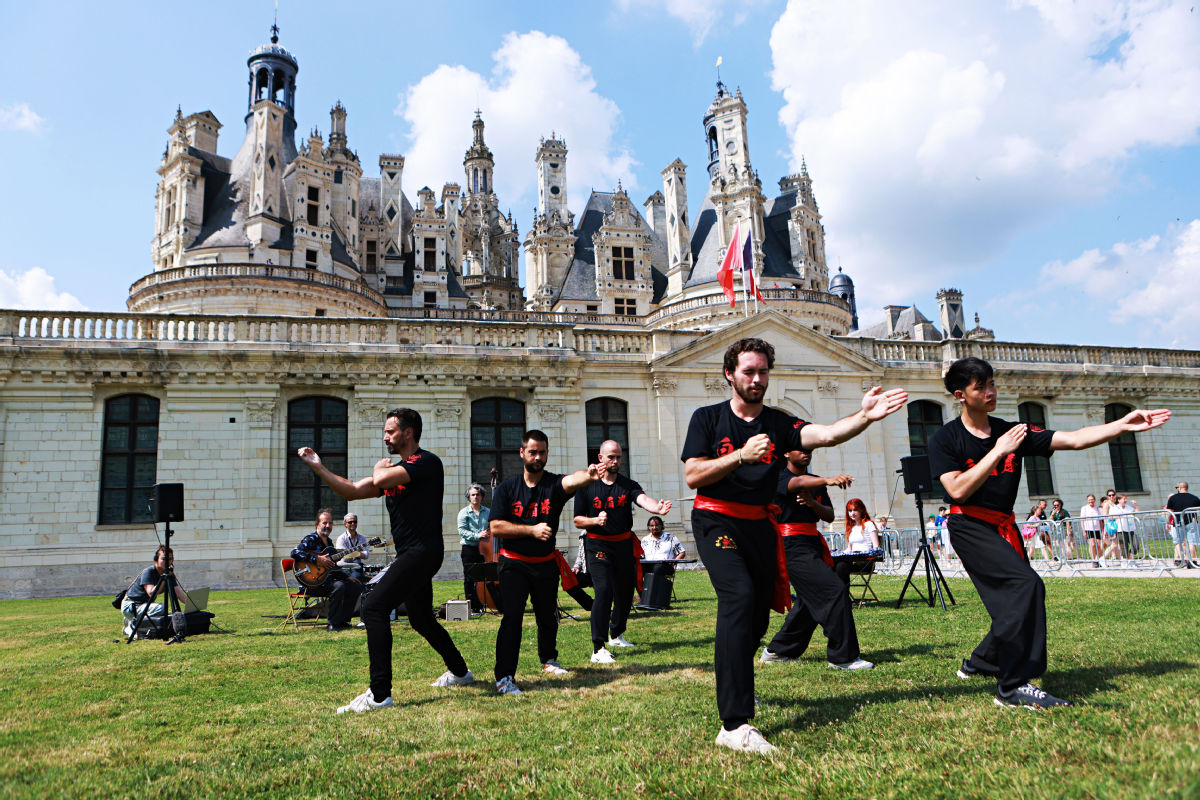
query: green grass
1 574 1198 799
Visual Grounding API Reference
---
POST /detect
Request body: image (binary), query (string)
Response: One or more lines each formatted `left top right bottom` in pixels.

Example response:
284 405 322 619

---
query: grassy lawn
1 573 1197 799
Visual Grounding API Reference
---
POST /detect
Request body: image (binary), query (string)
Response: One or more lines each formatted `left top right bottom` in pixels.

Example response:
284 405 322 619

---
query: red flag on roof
716 223 740 307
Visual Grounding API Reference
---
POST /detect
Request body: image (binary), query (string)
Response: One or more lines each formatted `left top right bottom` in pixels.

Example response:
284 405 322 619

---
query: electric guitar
293 537 383 589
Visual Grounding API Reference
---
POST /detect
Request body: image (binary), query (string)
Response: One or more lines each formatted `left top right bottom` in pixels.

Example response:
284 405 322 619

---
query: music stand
895 456 956 610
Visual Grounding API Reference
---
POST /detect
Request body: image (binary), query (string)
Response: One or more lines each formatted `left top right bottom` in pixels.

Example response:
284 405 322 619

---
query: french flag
716 223 741 307
740 227 764 303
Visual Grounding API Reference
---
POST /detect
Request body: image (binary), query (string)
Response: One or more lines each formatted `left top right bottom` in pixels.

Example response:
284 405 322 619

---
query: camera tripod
124 520 187 644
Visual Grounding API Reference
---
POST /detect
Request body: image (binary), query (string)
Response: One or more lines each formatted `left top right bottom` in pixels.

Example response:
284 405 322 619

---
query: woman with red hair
837 499 881 584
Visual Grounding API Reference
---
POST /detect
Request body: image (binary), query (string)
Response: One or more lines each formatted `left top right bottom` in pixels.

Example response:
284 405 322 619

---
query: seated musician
640 516 685 579
121 545 187 636
291 508 363 631
334 512 370 582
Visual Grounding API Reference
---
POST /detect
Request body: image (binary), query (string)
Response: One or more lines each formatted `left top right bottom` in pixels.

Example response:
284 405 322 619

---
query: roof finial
270 0 280 43
715 56 725 95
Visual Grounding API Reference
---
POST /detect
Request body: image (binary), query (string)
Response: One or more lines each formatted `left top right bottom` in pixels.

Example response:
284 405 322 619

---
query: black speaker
900 456 935 496
152 483 185 522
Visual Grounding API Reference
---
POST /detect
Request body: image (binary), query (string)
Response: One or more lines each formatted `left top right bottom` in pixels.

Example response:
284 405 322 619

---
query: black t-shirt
927 416 1055 513
126 565 161 604
1166 492 1200 524
680 402 808 505
490 471 571 558
574 473 646 535
382 448 444 552
773 469 831 525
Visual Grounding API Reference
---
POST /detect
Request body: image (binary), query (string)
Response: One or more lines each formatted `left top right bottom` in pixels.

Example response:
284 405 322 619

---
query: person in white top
335 512 370 581
836 498 881 584
1079 494 1102 567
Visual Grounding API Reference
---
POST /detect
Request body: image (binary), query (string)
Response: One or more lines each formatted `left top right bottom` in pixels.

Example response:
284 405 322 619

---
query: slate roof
557 191 668 305
684 186 805 288
849 305 943 340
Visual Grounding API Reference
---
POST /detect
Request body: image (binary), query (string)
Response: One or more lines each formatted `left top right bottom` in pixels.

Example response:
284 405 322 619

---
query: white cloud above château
395 31 637 220
0 267 85 311
768 0 1200 318
0 102 45 133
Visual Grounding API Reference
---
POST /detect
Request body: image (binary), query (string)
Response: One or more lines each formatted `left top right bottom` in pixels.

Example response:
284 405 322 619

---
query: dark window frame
470 398 527 492
99 394 160 524
1105 402 1144 493
612 246 635 280
585 397 630 474
286 396 349 522
1018 402 1055 496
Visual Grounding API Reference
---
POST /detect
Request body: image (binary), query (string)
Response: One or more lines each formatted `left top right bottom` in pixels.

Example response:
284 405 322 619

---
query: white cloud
613 0 764 46
396 31 636 219
768 0 1200 314
1035 219 1200 347
0 267 86 310
0 102 45 133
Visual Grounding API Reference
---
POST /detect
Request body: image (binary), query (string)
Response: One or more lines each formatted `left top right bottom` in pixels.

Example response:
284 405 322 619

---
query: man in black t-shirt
681 337 907 755
1165 481 1200 566
490 429 601 695
761 450 865 669
929 357 1170 710
297 407 475 716
573 440 672 663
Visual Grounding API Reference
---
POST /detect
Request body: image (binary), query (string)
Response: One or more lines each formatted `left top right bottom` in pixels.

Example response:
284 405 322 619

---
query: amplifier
445 600 471 622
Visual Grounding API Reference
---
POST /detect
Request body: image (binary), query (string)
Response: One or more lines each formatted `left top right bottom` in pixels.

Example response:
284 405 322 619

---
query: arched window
287 397 348 521
707 127 718 161
1105 403 1144 493
907 400 944 499
471 398 526 488
100 394 159 524
473 168 479 194
585 398 629 473
1018 402 1054 496
481 170 488 193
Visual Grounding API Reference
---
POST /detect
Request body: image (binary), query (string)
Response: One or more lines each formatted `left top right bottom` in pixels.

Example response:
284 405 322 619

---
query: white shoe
336 689 394 715
122 623 134 637
607 635 635 648
829 658 875 671
431 669 475 687
715 724 778 755
590 647 616 664
760 649 797 663
541 659 569 675
496 675 523 695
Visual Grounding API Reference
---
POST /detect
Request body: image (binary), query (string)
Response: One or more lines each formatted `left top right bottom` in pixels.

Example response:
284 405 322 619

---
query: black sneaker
956 659 982 679
994 683 1072 709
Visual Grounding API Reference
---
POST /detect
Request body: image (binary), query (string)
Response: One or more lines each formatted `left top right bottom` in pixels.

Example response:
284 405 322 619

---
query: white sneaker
430 669 475 687
607 635 635 648
590 647 616 664
122 623 134 637
336 688 394 715
760 649 797 663
829 658 875 671
496 675 523 695
541 659 569 675
714 724 778 755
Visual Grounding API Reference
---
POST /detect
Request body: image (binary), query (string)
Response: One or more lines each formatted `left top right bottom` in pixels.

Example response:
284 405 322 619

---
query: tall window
305 249 317 268
365 240 377 271
612 246 634 280
307 186 320 226
100 394 159 524
287 397 348 521
424 291 438 308
1018 402 1054 496
907 400 943 499
424 237 437 271
807 229 817 259
614 298 637 316
586 398 629 473
164 188 177 229
471 399 526 488
1105 403 1144 493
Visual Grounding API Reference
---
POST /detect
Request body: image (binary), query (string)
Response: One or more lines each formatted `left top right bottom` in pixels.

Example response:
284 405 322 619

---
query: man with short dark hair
297 407 475 715
682 336 907 754
573 439 672 664
291 508 363 632
490 430 601 695
1165 481 1200 567
929 356 1169 709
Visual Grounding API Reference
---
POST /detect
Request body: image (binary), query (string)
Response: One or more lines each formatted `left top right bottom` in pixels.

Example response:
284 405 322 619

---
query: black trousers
768 536 860 663
494 557 560 681
693 509 777 727
307 575 363 627
461 544 485 611
949 515 1047 694
586 540 636 649
361 547 468 701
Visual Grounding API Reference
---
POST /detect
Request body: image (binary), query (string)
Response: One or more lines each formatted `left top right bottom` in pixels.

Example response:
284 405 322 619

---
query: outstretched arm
296 447 379 500
786 473 853 493
372 458 413 490
800 387 908 450
1051 408 1170 451
562 463 603 495
635 493 673 515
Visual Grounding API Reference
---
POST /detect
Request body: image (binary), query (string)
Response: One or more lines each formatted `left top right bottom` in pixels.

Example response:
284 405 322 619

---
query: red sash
586 531 646 592
777 522 834 568
498 548 580 590
948 505 1026 560
694 496 792 614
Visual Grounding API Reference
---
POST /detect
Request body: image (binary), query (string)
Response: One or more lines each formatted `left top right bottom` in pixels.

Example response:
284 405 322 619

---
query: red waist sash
948 505 1026 560
498 548 580 591
693 496 792 613
586 531 646 592
777 522 834 568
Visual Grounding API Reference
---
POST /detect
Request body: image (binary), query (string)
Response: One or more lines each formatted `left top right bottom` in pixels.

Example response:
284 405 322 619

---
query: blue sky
1 0 1197 348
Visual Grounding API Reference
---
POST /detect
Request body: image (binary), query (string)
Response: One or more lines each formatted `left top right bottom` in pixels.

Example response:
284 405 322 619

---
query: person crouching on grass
928 357 1169 709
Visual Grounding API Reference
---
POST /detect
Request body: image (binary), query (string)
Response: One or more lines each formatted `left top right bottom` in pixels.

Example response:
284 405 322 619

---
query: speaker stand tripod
125 521 186 644
895 494 956 610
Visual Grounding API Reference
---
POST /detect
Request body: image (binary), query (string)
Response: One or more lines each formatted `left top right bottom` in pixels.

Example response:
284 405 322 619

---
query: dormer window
307 186 320 226
612 246 634 280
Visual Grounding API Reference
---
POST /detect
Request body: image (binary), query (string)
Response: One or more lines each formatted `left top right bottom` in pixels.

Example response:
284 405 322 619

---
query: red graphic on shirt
616 495 627 507
405 453 421 464
964 453 1017 477
1028 425 1045 433
513 501 524 517
592 497 602 511
716 437 735 457
760 441 777 465
793 419 806 429
540 499 551 515
383 486 405 497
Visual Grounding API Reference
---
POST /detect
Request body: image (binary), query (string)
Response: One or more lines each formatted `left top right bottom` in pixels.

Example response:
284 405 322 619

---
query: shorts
1085 529 1101 540
1171 521 1200 547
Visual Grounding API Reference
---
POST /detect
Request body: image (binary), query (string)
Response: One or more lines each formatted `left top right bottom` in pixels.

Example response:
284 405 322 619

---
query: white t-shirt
1079 504 1101 532
846 520 880 553
641 532 685 560
335 531 370 566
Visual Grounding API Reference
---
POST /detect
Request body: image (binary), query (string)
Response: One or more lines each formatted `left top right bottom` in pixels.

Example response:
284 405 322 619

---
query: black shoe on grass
994 683 1072 709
